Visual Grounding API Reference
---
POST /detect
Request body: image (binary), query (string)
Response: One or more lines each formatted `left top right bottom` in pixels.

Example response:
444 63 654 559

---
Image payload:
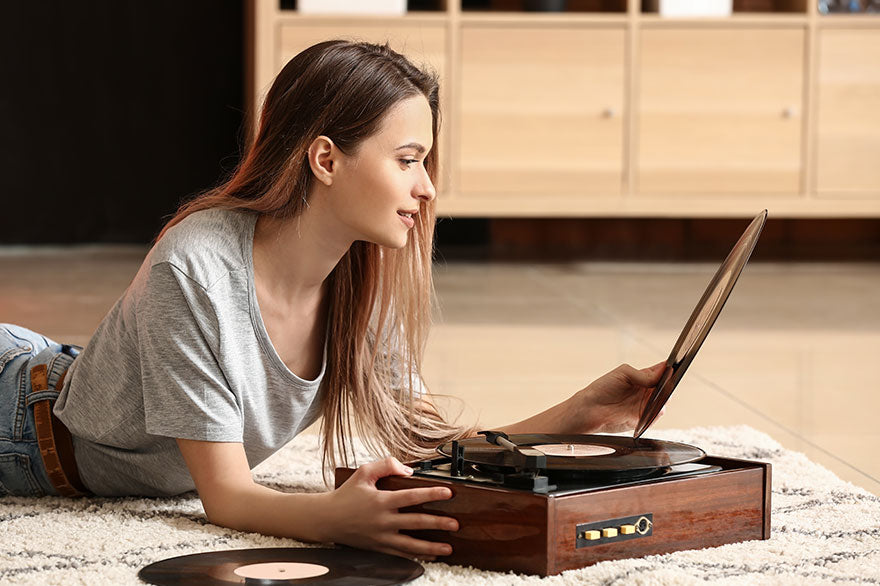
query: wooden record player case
335 456 771 576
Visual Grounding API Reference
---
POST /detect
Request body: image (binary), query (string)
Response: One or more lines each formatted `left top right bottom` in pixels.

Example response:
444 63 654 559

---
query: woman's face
329 95 436 249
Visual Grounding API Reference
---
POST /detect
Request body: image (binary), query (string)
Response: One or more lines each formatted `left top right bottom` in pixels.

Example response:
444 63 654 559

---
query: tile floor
1 246 877 495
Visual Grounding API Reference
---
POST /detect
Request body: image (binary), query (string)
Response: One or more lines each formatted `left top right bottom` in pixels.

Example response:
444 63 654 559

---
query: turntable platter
438 434 705 472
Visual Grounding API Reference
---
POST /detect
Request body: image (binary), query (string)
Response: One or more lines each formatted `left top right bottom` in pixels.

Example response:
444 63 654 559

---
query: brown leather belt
30 363 88 497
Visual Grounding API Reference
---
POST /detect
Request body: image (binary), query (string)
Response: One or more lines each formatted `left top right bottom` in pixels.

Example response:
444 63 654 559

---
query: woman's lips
397 210 415 228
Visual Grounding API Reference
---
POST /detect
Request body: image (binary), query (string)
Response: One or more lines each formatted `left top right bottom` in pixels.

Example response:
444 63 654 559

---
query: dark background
2 1 878 260
1 0 246 244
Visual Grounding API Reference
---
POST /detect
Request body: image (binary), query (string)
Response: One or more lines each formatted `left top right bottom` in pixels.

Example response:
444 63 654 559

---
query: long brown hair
158 40 469 473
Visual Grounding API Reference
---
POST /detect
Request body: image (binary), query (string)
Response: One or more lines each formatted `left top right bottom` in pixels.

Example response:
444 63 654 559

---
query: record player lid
633 210 767 439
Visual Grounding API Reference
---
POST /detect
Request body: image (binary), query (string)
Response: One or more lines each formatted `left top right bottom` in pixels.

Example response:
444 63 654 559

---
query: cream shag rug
2 426 879 586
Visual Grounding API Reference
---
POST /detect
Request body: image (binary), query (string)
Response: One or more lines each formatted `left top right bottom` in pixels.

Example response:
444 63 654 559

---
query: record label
532 443 616 457
233 562 330 580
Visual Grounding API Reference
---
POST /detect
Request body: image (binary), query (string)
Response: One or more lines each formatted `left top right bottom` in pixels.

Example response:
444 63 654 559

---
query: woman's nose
415 171 436 202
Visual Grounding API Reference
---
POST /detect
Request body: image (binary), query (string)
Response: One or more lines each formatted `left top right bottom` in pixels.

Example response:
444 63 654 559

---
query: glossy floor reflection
1 247 877 495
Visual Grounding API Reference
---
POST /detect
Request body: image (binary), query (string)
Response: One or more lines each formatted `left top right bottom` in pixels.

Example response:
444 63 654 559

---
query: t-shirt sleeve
136 261 243 442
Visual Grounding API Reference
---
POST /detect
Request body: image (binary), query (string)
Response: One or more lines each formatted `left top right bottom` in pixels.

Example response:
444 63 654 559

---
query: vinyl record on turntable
634 210 767 439
438 433 705 472
138 547 424 586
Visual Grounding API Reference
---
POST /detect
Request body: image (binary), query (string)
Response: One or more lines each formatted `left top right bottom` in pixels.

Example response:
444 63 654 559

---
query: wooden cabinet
459 26 625 196
638 28 804 195
816 28 880 196
249 1 880 218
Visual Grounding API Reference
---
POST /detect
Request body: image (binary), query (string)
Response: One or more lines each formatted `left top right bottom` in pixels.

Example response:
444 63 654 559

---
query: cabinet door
816 29 880 196
459 27 625 197
275 22 448 189
638 28 804 195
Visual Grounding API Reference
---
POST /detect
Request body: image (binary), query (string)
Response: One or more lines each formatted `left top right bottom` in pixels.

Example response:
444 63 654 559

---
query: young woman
0 40 664 560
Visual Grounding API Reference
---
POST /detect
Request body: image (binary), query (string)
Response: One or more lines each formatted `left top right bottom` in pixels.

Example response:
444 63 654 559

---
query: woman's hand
318 457 459 560
570 362 667 434
177 441 455 558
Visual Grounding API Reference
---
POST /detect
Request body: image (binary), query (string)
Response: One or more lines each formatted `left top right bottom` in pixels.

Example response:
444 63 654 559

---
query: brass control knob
602 528 618 538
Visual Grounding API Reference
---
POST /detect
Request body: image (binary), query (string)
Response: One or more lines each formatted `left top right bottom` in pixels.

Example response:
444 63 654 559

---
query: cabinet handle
782 107 796 119
602 107 616 118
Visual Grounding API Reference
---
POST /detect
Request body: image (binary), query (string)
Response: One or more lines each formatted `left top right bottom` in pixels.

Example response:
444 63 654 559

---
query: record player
336 211 772 577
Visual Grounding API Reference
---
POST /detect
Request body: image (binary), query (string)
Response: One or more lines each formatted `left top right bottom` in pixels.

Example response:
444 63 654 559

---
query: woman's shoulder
148 208 256 290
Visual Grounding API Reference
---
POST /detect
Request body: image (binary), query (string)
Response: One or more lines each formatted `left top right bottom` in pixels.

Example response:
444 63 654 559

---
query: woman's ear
308 135 336 186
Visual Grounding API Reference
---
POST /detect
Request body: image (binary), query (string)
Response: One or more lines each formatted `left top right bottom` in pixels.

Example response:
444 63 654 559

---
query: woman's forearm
484 389 596 436
201 481 332 543
471 363 665 438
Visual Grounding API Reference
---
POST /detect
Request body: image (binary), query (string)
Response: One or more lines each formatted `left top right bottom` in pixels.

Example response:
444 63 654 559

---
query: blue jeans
0 324 79 497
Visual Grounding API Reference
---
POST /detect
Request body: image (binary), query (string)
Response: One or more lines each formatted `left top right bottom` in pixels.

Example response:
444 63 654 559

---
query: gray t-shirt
54 209 326 496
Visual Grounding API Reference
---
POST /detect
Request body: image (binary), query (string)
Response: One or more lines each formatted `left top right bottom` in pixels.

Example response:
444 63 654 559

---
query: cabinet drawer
638 28 805 195
459 26 625 196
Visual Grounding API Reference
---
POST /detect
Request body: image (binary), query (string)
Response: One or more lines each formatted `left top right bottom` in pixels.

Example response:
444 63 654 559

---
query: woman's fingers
382 532 453 557
357 456 412 482
365 509 456 561
370 544 436 562
616 362 664 387
395 511 459 532
385 485 453 509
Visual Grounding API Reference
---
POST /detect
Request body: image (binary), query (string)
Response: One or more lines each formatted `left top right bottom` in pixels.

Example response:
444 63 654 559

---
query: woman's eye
400 159 419 167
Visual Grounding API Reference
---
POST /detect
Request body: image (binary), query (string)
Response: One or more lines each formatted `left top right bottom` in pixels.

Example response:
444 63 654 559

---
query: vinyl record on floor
438 433 705 472
138 547 424 585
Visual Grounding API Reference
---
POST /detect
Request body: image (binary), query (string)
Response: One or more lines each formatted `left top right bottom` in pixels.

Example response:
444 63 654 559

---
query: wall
0 1 244 243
